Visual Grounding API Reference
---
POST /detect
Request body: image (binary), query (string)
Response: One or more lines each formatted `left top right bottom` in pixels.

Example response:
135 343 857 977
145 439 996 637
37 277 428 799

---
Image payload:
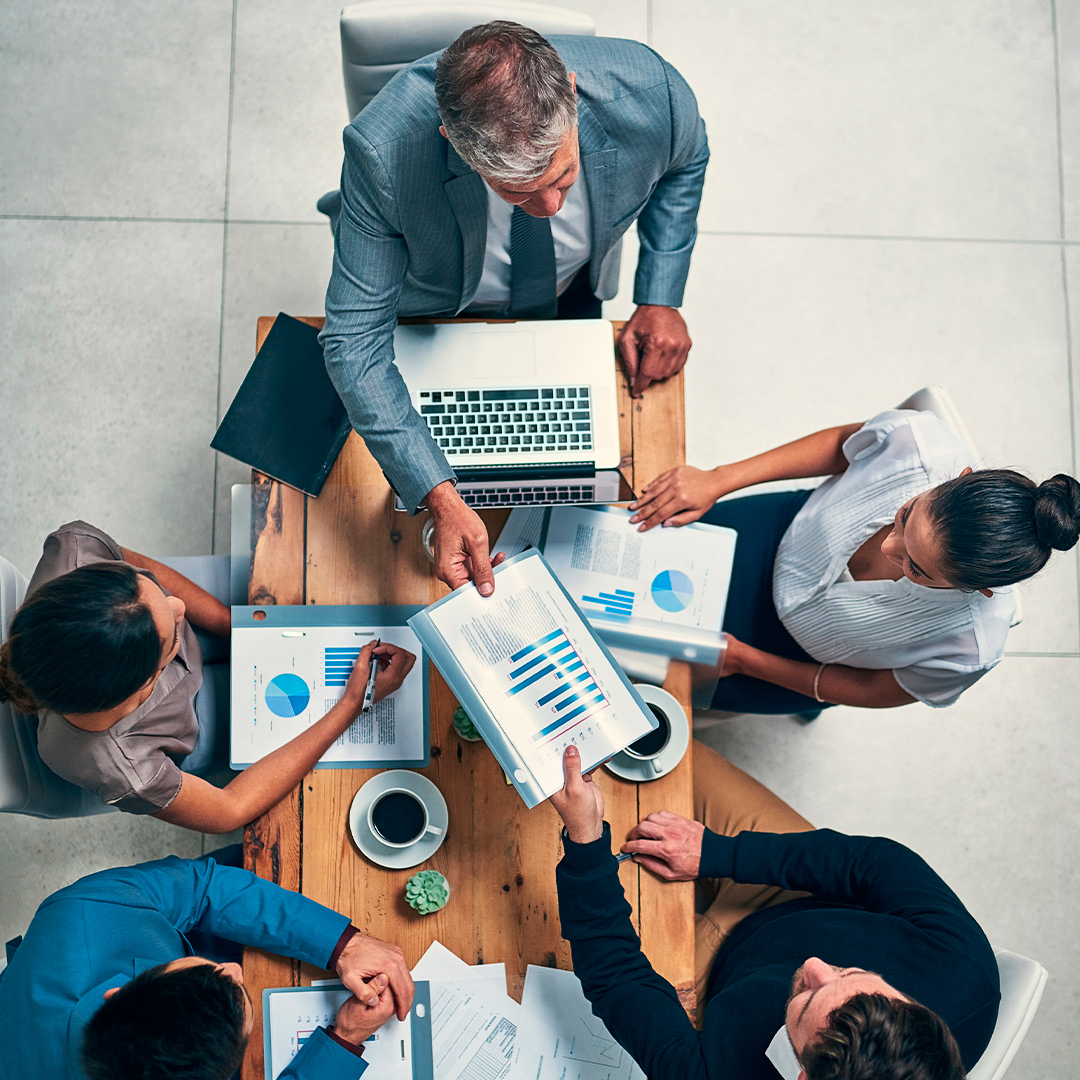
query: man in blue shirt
0 851 413 1080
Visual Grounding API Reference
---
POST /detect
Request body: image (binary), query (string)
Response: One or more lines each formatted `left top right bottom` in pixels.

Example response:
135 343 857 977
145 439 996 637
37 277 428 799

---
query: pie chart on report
651 569 694 613
265 673 310 717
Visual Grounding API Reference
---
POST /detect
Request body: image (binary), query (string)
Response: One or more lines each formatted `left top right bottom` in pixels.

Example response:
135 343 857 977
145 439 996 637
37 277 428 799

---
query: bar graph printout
230 608 427 769
412 551 657 805
263 981 432 1080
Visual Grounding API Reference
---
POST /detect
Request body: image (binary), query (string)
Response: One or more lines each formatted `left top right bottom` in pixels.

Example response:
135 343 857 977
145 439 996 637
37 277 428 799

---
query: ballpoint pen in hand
616 852 635 864
361 640 381 713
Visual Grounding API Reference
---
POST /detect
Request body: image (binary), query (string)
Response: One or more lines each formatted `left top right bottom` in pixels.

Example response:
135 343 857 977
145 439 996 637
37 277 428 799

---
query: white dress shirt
465 165 591 316
772 410 1016 707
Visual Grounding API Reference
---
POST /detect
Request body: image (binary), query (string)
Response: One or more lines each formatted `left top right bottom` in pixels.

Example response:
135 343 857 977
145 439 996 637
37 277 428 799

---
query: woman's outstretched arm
722 634 916 709
153 643 417 833
630 421 864 530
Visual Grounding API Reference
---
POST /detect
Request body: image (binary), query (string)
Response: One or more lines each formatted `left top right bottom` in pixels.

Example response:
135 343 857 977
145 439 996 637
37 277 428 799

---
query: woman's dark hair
802 992 965 1080
927 469 1080 591
0 562 162 714
82 961 248 1080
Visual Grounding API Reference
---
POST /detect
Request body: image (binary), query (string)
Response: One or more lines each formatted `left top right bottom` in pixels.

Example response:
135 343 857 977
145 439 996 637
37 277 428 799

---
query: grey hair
435 21 577 183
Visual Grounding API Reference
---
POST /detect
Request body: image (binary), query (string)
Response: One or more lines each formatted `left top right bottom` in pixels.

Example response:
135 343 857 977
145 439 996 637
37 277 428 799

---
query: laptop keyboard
459 484 596 508
418 385 593 457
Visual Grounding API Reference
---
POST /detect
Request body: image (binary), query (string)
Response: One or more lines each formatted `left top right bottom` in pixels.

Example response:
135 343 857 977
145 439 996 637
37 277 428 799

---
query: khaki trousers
693 743 815 1009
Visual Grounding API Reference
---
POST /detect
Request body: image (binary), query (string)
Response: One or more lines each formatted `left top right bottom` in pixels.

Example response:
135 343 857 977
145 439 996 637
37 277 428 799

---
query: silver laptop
393 320 632 508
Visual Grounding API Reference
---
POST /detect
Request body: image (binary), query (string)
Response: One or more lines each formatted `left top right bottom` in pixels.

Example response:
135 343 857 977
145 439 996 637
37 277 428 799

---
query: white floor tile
226 0 349 223
694 654 1080 1080
0 219 223 573
0 0 232 218
0 811 205 950
652 0 1061 239
1058 0 1080 240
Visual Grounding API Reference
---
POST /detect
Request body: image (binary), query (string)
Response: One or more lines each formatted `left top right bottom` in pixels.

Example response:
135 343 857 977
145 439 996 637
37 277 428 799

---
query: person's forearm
714 423 863 495
120 548 230 637
158 693 362 832
732 642 915 708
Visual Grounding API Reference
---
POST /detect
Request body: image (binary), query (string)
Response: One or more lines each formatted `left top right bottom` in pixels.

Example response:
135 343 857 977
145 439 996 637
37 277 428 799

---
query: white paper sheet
522 966 646 1080
264 983 413 1080
411 942 554 1080
541 507 732 633
413 941 507 995
422 553 655 799
231 623 424 768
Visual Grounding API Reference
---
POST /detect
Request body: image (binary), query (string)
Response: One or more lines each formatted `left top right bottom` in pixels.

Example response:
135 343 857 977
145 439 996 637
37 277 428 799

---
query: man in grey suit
322 21 709 594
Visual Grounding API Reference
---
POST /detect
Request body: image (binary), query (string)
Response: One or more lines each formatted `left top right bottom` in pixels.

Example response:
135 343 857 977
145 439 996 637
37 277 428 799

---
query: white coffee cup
367 787 444 849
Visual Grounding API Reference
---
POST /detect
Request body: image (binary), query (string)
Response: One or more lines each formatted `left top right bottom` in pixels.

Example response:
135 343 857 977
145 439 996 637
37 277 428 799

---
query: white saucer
348 771 449 870
605 684 690 782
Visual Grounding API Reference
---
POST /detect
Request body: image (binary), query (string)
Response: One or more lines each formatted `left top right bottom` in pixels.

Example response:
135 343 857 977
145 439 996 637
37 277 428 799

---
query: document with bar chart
230 604 429 769
409 551 657 807
494 505 736 665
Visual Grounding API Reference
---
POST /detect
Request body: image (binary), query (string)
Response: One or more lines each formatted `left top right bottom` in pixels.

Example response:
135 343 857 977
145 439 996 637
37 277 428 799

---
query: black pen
361 640 381 713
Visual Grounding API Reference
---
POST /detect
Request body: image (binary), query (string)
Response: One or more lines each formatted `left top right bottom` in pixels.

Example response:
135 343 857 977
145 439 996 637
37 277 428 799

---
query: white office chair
898 384 1022 627
0 552 231 818
968 949 1048 1080
316 1 596 229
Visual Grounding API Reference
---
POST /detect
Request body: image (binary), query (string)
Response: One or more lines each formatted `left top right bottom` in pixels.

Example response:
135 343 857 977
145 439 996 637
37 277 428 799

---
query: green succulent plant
452 705 483 742
405 870 450 915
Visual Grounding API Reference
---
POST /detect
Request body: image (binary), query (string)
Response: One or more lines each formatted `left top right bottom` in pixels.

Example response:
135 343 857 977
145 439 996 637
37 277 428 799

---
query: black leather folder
211 313 350 496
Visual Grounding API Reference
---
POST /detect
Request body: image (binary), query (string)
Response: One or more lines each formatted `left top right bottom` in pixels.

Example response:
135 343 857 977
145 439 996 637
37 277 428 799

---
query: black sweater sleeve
701 828 994 959
557 824 718 1080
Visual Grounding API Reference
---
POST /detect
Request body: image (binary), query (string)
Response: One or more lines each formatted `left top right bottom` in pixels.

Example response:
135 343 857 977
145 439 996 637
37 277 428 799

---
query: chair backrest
0 554 108 817
967 949 1048 1080
339 1 596 119
896 384 981 462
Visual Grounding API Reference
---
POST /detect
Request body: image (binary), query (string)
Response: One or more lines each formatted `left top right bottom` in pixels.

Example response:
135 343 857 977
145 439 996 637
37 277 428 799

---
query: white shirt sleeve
893 659 996 708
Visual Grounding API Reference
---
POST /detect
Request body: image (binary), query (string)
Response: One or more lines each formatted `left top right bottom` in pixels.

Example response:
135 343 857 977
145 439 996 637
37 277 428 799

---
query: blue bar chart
324 646 362 687
579 587 635 618
504 629 610 744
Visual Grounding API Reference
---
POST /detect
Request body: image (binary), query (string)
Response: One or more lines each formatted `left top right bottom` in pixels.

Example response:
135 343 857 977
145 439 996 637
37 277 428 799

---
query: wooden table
240 317 695 1080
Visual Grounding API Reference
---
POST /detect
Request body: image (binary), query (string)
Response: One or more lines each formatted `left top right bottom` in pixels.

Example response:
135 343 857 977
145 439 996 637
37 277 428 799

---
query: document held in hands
409 550 658 807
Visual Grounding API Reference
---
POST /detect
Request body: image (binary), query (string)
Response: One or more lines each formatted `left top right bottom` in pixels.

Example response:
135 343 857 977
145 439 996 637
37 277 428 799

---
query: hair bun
1034 474 1080 551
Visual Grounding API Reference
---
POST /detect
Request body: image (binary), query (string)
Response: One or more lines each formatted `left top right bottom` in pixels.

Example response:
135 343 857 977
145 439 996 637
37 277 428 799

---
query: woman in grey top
0 521 414 832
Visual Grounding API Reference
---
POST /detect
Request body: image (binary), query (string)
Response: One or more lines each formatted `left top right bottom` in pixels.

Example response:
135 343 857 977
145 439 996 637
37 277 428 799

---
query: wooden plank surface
241 317 695 1080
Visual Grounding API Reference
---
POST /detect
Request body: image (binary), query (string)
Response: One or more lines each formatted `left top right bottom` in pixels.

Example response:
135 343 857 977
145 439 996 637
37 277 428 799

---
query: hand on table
549 745 605 844
332 978 398 1045
621 810 704 881
617 305 692 398
425 481 506 595
629 465 726 530
336 931 414 1021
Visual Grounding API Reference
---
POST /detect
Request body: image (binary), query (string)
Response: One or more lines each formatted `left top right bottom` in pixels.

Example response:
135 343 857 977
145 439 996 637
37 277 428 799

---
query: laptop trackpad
470 331 536 380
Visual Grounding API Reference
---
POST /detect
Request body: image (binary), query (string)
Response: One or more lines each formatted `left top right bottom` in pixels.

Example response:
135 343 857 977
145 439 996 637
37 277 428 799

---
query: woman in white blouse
629 411 1080 713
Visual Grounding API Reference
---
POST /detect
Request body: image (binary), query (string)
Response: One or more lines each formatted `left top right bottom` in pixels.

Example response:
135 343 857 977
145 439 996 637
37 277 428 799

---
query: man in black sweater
550 743 1000 1080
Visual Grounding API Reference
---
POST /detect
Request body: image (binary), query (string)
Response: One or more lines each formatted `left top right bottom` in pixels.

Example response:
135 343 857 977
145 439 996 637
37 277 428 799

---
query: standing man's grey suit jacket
321 35 709 513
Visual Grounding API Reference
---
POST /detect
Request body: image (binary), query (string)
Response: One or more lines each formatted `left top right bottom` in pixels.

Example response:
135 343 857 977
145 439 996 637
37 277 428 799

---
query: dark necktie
509 206 557 319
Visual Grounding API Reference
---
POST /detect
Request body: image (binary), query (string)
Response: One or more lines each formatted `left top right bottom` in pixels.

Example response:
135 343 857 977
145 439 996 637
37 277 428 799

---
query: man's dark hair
81 961 248 1080
801 993 966 1080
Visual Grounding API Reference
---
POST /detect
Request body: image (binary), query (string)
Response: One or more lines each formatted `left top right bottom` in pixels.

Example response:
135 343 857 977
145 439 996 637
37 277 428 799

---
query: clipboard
230 604 430 769
262 980 433 1080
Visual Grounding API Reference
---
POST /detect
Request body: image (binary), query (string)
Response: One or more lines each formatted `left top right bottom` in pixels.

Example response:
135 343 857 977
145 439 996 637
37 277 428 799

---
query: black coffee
371 790 426 844
628 705 671 757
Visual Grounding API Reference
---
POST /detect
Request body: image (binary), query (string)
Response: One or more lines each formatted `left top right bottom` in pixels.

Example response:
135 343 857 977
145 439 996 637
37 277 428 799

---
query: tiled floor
1 1 1077 1074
